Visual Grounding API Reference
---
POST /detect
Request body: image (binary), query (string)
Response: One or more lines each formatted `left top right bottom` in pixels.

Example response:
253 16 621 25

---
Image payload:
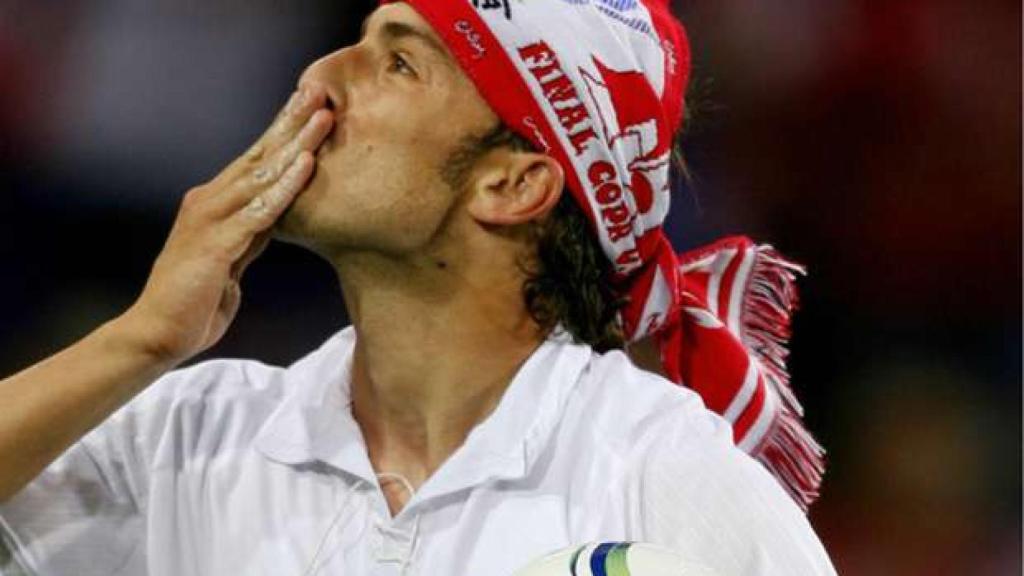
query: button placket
373 521 414 562
370 507 422 572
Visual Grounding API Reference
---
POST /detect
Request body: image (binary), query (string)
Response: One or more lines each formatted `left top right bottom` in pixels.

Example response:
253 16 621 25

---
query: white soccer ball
513 542 718 576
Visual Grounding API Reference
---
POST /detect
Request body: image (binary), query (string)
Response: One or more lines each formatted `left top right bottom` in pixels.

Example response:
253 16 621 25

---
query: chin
272 188 320 244
271 212 306 247
274 191 350 257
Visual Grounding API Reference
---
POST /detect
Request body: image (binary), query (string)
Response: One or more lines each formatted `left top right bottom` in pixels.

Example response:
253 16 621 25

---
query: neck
335 248 544 491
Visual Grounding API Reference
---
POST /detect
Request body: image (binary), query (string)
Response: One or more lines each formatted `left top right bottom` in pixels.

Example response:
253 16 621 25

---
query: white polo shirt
0 328 835 576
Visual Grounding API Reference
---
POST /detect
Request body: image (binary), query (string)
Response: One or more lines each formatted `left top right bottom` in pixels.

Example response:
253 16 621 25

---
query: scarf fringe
756 412 826 511
743 245 824 511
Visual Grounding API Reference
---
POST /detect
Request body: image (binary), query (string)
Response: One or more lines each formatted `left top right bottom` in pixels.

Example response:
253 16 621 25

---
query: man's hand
124 83 334 365
0 82 335 503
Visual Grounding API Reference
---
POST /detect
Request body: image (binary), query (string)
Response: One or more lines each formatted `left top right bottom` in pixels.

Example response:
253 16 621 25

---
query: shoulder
113 357 285 442
97 328 354 463
136 328 351 410
630 384 835 574
635 424 835 574
562 349 835 574
562 348 722 460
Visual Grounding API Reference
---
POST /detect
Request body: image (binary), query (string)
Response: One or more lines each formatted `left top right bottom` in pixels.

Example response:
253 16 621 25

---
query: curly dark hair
440 123 690 353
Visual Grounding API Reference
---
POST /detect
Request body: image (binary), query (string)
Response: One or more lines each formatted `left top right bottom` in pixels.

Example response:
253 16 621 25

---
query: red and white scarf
388 0 824 509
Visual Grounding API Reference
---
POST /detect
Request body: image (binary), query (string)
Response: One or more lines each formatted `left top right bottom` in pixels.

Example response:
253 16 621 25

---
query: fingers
293 109 335 156
258 108 333 185
248 150 314 221
209 108 332 218
223 151 315 258
133 83 330 362
217 83 330 187
170 83 325 280
230 230 271 281
265 85 328 148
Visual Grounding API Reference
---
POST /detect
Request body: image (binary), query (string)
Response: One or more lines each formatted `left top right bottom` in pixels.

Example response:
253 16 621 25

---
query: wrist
102 308 189 373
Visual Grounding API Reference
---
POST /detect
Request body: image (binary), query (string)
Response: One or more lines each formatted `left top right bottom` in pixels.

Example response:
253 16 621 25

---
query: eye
387 52 416 77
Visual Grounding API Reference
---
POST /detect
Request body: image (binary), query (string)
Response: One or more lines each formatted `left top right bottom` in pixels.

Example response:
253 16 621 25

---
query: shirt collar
254 326 593 504
254 328 377 481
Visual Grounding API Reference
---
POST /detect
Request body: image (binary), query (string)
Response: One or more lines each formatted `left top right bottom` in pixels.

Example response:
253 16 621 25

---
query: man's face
276 2 499 258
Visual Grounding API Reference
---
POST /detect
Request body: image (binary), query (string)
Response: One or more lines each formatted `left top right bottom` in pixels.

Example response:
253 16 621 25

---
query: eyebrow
360 17 453 67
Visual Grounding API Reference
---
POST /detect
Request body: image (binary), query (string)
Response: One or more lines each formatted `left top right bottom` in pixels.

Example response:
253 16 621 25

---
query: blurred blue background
0 1 1019 573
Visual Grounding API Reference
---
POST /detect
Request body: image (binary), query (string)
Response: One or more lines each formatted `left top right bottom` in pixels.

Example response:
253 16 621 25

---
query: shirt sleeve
0 400 151 576
636 410 837 576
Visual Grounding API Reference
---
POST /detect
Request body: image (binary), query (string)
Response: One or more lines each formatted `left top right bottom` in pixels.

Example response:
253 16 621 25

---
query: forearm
0 83 329 505
0 313 174 503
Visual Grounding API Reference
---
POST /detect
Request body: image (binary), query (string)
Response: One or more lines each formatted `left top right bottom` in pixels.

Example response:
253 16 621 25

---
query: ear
466 151 565 226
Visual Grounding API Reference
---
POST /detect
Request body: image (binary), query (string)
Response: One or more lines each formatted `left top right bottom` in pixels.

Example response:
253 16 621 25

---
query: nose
298 46 356 112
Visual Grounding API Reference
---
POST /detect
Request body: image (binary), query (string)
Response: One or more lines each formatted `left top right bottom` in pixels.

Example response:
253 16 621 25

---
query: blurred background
0 0 1019 573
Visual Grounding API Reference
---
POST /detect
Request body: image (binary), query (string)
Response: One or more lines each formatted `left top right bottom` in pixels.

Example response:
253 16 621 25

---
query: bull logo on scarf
581 57 672 234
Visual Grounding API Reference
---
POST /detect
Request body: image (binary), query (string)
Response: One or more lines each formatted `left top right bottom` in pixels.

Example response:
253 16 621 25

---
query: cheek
326 114 451 194
306 141 447 227
293 90 469 227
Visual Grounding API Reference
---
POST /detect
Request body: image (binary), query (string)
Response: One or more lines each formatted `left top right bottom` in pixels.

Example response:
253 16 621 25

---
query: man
0 1 835 574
